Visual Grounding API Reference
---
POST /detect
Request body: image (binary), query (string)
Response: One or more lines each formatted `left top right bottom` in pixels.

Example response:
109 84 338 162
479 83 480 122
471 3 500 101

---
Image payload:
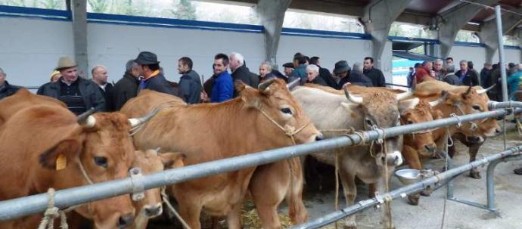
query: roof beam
361 0 413 68
438 0 499 59
256 0 292 65
479 8 522 63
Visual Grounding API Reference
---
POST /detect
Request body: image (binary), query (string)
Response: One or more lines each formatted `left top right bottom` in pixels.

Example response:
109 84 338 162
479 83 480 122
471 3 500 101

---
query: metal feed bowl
395 168 421 185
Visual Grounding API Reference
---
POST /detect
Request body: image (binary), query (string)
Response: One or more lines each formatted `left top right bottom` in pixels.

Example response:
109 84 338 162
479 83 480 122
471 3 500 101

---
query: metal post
486 154 522 214
495 5 508 103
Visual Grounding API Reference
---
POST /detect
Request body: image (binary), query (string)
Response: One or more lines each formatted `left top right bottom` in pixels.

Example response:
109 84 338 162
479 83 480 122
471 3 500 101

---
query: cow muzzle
385 151 403 166
143 203 163 218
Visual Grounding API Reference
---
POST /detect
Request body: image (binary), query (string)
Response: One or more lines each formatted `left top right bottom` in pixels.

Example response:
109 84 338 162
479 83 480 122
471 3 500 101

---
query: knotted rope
38 188 68 229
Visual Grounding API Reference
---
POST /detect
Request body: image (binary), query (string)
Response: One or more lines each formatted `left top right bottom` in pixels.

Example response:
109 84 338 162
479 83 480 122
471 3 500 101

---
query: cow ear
398 98 419 113
341 102 359 111
39 139 81 170
235 80 247 93
159 152 185 169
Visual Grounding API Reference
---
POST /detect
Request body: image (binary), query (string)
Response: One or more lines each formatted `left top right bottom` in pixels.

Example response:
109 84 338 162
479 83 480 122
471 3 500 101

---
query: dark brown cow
0 91 147 229
121 79 321 229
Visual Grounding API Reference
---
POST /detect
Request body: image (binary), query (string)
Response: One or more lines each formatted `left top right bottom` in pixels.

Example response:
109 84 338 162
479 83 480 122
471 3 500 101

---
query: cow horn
344 87 363 104
129 107 161 128
477 84 496 94
77 108 97 128
429 90 448 107
464 85 473 96
428 99 442 107
286 78 301 90
395 91 413 101
258 78 276 92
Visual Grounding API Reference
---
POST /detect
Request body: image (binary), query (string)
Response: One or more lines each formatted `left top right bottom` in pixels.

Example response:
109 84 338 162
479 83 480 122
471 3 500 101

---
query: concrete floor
299 123 522 229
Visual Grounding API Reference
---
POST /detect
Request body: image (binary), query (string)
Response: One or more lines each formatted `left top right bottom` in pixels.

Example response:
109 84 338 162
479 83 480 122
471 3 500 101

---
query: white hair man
306 64 327 86
229 52 259 96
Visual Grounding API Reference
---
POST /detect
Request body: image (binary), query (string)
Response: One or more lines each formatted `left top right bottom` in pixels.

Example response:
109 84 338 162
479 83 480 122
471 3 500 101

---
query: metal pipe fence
0 104 512 221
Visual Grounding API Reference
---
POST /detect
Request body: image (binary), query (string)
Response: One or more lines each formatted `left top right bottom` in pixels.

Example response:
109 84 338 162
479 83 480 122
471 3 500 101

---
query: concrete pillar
256 0 291 66
479 11 522 63
71 0 88 78
438 0 498 59
361 0 413 69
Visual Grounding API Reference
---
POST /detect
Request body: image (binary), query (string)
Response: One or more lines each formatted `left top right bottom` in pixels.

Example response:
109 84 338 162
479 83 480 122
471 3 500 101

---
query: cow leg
338 169 357 229
375 168 395 229
466 141 483 179
226 203 242 229
286 158 308 224
401 146 422 205
176 198 202 229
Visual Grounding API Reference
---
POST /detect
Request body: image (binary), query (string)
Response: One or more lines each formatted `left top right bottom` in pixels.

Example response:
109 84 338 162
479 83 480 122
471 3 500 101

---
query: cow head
430 85 500 142
236 78 322 145
132 149 185 220
38 111 140 229
400 100 443 157
343 87 415 167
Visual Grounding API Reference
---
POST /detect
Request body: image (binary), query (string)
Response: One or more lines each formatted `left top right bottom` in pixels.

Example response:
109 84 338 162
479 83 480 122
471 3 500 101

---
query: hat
135 51 160 65
55 56 77 70
50 70 60 80
282 62 294 68
334 60 350 74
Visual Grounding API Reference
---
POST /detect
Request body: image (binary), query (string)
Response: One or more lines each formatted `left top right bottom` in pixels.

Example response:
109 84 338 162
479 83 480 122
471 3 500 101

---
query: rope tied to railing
161 187 191 229
38 188 68 229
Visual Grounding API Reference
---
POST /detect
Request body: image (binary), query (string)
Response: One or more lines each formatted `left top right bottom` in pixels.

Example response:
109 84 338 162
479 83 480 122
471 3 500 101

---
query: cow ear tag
56 154 67 171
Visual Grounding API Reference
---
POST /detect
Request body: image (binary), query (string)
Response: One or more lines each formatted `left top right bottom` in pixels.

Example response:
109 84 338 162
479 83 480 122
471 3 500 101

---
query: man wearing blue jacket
211 53 233 103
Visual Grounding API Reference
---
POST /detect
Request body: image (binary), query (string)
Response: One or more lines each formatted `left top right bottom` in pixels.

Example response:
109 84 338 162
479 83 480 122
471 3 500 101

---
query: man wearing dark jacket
310 56 337 88
455 60 480 86
111 60 140 110
334 61 373 89
178 57 202 104
306 64 328 86
91 65 114 111
0 67 20 100
38 56 105 114
134 51 177 96
229 52 259 97
363 57 386 87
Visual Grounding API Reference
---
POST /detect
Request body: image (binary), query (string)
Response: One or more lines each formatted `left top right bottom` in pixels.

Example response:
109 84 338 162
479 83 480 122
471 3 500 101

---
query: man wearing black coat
310 56 337 88
178 57 202 104
363 57 386 87
0 67 20 100
111 60 140 111
229 52 259 97
455 60 480 86
134 51 177 96
91 65 114 111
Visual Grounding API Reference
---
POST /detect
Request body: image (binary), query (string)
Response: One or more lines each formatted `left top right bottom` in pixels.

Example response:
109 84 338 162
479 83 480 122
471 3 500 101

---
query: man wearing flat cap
37 56 105 115
134 51 176 95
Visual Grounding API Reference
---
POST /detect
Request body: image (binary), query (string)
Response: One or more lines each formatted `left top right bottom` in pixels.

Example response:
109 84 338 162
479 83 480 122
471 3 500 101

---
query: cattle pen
0 101 521 228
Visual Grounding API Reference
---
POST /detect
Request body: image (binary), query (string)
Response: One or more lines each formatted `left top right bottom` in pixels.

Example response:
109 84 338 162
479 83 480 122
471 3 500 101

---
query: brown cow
293 85 417 229
131 150 185 229
415 81 500 178
121 79 321 229
0 91 156 229
0 88 65 126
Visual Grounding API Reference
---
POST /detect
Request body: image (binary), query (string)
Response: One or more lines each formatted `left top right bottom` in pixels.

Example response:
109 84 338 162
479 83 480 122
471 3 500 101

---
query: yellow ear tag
56 154 67 171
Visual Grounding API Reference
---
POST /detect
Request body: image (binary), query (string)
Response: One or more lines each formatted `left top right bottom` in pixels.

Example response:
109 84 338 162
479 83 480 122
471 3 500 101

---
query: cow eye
94 156 108 168
472 105 481 111
281 108 292 115
365 119 373 126
406 120 413 125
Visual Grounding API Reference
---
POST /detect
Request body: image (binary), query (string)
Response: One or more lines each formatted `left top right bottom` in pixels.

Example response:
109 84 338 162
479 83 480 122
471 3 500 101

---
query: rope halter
258 108 311 145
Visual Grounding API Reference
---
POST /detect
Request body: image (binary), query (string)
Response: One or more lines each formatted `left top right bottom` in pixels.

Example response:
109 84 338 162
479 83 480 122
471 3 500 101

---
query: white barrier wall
277 35 372 73
448 45 486 66
504 48 521 64
0 17 73 87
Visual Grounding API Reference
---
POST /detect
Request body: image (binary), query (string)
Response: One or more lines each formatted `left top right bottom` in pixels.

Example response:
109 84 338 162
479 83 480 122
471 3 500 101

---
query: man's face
425 62 433 70
0 73 5 86
229 56 240 72
284 67 293 76
93 67 108 84
337 71 348 78
131 64 141 78
61 67 78 83
460 62 468 71
446 59 453 65
363 59 373 70
307 70 318 81
434 62 443 71
177 61 189 74
213 58 227 75
259 65 270 77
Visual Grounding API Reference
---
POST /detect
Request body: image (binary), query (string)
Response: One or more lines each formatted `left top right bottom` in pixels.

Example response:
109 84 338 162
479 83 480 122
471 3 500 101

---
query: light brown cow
0 88 65 126
415 80 500 178
131 150 185 229
0 91 152 229
121 79 321 229
293 85 417 229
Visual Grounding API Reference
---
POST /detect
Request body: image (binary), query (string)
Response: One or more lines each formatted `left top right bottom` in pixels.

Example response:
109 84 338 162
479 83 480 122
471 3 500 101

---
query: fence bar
292 145 522 229
486 154 522 214
494 5 509 103
0 109 509 221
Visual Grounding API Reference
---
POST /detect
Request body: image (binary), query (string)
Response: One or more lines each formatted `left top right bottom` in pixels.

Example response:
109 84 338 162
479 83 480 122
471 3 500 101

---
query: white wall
277 35 372 73
448 45 486 66
504 48 521 64
87 23 265 83
0 17 73 87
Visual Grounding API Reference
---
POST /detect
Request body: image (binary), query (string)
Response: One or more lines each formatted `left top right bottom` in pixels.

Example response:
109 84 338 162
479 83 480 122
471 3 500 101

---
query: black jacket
37 77 106 112
307 75 328 86
232 65 259 96
363 68 386 87
338 71 373 88
455 69 480 86
0 81 20 100
97 83 114 111
179 70 202 104
141 73 177 96
112 73 139 111
317 66 337 89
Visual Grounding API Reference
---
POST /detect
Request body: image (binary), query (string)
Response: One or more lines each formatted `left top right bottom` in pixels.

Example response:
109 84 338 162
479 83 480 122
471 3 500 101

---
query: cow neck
257 108 310 145
76 157 94 185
